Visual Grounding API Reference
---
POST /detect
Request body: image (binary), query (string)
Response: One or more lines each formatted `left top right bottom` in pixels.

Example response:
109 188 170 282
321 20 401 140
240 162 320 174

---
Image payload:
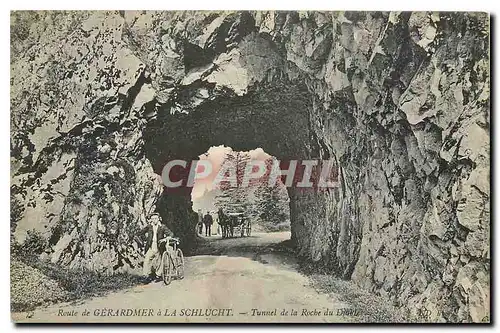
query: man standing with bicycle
137 213 174 281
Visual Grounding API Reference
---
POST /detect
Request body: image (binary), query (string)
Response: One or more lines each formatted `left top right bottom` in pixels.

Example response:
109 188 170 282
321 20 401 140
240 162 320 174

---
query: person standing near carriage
203 212 213 237
197 210 203 235
137 213 174 281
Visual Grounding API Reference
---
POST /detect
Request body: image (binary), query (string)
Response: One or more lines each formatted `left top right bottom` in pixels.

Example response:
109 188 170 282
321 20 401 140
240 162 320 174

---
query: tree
253 158 290 230
215 151 252 215
214 153 290 231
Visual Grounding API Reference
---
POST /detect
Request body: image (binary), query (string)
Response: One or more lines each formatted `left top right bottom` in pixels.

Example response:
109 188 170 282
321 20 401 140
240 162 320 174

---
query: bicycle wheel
162 252 173 285
176 249 184 280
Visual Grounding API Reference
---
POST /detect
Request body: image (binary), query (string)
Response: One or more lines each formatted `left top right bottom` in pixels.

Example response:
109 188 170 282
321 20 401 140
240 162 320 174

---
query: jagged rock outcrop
11 11 163 274
11 11 489 322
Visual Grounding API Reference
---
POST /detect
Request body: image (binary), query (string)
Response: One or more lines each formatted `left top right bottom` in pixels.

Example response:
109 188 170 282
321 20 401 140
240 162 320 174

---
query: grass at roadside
11 255 144 312
308 273 410 323
274 239 410 323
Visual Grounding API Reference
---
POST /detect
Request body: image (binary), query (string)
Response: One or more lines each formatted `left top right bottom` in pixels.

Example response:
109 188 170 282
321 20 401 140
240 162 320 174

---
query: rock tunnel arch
141 78 346 272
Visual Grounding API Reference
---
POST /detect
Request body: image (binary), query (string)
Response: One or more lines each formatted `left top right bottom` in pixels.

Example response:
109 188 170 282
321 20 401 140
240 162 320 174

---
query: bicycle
158 237 184 285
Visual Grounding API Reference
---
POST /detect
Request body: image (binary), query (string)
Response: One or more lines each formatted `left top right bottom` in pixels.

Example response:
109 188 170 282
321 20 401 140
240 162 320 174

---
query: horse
218 209 229 238
218 209 237 238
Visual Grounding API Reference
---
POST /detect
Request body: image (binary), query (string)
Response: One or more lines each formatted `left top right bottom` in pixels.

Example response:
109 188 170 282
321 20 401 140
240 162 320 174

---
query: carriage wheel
176 249 184 280
162 252 173 285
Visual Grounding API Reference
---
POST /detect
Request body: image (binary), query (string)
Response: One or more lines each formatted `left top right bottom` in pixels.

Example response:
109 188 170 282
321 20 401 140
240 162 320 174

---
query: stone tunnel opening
143 80 325 256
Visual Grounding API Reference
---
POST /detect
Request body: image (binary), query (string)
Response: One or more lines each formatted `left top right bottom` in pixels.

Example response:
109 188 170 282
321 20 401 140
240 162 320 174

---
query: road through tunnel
142 80 345 267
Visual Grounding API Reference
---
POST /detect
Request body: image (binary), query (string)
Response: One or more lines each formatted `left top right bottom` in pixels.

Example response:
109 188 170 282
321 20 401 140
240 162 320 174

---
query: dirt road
13 232 355 323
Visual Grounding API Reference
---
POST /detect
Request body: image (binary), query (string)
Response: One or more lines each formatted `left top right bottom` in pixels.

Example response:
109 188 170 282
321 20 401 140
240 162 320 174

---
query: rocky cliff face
11 11 489 322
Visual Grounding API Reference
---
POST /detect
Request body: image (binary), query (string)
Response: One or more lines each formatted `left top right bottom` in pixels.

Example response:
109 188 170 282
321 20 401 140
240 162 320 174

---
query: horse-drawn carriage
218 211 251 238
